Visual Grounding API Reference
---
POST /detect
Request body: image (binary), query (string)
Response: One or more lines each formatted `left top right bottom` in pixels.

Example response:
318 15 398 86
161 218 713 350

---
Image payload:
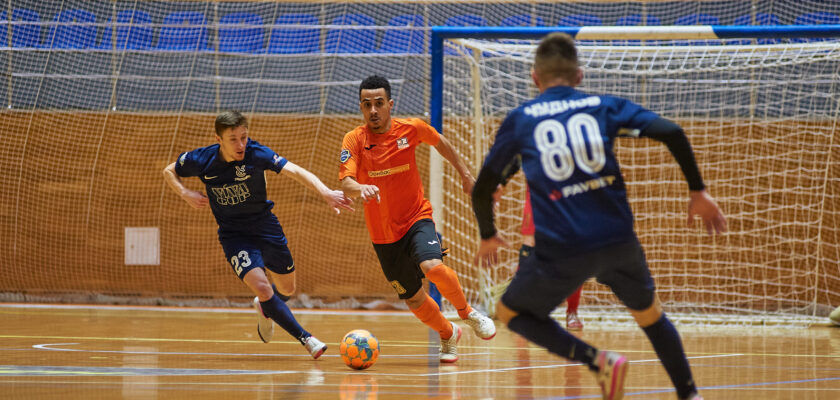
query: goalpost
428 25 840 326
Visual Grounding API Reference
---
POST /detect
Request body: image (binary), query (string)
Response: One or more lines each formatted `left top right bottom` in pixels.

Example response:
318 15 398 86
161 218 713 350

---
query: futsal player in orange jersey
339 75 496 363
521 189 584 330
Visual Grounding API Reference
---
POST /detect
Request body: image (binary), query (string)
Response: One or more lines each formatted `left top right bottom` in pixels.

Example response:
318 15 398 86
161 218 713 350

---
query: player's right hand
360 184 380 203
474 234 509 268
183 190 209 209
326 190 354 214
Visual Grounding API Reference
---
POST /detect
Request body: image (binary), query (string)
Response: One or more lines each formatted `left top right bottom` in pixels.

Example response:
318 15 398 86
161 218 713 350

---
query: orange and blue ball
339 329 379 370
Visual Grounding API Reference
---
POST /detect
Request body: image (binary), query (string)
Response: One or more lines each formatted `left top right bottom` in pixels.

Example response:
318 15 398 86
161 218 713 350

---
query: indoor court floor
1 304 839 399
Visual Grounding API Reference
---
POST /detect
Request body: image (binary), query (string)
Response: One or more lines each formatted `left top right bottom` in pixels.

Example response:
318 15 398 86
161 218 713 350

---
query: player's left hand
325 190 355 214
474 234 509 268
687 190 727 235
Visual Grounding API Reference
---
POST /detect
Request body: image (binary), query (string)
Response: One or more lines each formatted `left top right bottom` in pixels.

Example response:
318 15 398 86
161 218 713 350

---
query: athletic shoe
681 394 703 400
566 312 584 331
303 335 327 359
439 321 462 363
464 310 496 340
592 350 628 400
829 305 840 325
253 296 274 343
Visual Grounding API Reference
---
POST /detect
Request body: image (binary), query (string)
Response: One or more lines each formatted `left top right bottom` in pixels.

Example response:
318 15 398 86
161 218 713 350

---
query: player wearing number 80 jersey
491 82 660 251
472 33 725 400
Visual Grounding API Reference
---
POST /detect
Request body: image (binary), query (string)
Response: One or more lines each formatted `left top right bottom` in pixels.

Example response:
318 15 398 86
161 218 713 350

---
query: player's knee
253 284 274 301
495 301 518 324
404 289 426 309
419 259 443 273
275 281 295 296
629 296 663 328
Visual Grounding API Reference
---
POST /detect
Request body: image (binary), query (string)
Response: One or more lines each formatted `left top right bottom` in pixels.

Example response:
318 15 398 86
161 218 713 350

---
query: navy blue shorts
502 237 655 318
372 219 444 299
218 229 294 280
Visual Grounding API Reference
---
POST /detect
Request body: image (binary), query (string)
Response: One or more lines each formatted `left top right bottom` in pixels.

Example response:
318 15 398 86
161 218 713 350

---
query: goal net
432 26 840 325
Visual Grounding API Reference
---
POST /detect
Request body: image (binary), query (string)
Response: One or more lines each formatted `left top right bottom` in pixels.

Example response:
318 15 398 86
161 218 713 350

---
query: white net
2 0 840 320
438 35 840 325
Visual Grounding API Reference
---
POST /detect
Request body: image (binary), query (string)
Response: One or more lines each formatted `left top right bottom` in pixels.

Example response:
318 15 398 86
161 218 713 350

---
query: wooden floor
1 304 839 399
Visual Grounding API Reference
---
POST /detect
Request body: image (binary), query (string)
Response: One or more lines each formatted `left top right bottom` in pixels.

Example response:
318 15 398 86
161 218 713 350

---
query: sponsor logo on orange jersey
367 163 409 178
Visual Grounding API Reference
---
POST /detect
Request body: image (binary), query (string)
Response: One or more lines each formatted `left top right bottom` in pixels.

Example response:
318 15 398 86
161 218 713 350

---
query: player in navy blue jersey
163 111 353 359
471 33 725 400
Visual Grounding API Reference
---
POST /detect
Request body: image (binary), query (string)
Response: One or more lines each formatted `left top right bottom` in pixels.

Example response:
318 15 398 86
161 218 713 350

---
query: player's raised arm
340 176 380 203
640 117 727 235
433 135 474 195
162 162 209 209
280 161 354 214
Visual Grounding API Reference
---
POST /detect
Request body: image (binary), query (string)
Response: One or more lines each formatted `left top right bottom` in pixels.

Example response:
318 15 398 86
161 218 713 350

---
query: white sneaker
439 321 462 363
592 350 628 400
253 297 274 343
463 310 496 340
303 335 327 359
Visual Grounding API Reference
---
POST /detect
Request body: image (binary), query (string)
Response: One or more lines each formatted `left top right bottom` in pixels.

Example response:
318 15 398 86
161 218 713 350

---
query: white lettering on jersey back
524 96 601 118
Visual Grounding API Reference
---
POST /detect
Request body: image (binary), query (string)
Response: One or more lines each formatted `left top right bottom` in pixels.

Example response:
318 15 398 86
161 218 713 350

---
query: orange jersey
339 118 441 244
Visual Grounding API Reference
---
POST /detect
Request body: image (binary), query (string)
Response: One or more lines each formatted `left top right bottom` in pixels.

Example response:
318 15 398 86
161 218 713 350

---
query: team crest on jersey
396 137 408 149
234 165 251 181
178 152 186 166
340 149 351 163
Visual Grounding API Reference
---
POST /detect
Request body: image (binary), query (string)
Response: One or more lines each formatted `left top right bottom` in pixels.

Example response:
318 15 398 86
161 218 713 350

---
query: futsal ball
339 329 379 370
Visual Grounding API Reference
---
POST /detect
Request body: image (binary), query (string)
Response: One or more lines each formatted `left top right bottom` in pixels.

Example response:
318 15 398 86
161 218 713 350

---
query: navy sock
642 314 697 398
260 294 308 343
271 284 291 302
508 312 598 370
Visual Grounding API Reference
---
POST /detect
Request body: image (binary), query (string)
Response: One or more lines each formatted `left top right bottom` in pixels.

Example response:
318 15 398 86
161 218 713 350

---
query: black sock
260 294 308 342
642 314 697 398
508 312 598 370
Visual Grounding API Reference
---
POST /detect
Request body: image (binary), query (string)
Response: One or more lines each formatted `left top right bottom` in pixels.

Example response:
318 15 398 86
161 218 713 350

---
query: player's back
510 85 658 254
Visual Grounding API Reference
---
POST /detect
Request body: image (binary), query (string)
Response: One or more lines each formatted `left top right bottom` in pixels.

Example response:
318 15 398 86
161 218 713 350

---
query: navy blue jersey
174 139 288 232
482 85 658 252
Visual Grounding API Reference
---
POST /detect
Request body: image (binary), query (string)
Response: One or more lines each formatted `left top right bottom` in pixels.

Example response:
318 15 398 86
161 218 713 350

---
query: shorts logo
340 149 351 163
390 280 407 295
396 137 409 149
